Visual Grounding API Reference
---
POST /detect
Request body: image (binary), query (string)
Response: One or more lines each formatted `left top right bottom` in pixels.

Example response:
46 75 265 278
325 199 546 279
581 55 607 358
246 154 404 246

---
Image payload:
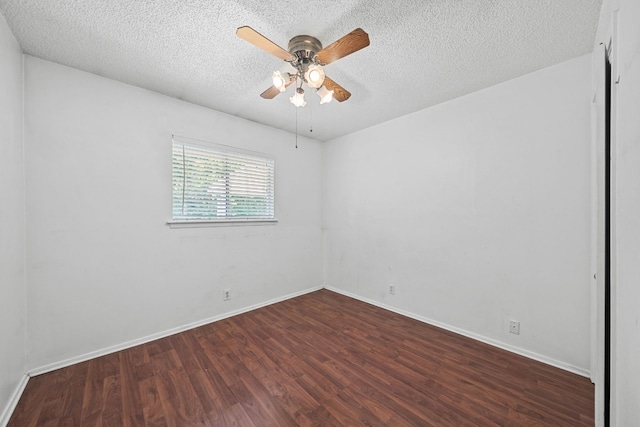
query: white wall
324 54 593 373
0 10 26 426
24 56 323 371
595 1 640 425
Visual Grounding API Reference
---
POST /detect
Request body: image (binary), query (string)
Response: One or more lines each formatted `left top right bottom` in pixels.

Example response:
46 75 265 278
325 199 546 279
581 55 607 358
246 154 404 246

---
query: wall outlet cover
509 320 520 335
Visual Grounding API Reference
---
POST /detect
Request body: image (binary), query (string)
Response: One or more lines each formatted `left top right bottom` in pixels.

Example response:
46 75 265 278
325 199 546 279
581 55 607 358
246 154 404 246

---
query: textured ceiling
0 0 602 142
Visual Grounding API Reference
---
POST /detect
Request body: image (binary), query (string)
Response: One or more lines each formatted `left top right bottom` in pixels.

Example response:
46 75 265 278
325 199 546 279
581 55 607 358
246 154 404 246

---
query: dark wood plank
119 350 146 426
7 289 594 426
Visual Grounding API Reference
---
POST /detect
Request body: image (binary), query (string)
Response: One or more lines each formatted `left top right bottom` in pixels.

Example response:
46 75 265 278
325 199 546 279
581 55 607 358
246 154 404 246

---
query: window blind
172 136 275 221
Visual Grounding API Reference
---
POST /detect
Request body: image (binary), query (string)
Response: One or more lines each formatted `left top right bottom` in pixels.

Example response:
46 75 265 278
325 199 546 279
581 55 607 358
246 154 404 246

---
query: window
172 135 275 222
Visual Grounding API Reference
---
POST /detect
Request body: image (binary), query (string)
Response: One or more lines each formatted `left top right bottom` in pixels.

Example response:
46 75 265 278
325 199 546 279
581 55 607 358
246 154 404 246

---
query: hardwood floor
9 289 594 426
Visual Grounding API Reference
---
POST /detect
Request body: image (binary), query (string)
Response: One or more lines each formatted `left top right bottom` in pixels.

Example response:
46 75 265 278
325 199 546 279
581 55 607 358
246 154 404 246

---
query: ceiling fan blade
236 26 295 62
260 86 281 99
260 76 297 99
323 76 351 102
316 28 370 65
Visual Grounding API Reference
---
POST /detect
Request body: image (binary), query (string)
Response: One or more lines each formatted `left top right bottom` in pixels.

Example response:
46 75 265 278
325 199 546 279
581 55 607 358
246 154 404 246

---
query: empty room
1 0 639 426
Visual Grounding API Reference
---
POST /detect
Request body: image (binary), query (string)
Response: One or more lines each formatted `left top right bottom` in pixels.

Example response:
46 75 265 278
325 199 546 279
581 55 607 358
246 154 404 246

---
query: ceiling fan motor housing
288 35 323 71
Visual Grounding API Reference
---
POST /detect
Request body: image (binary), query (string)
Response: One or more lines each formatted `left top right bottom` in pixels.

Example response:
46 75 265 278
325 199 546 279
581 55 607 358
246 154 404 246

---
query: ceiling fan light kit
236 26 370 107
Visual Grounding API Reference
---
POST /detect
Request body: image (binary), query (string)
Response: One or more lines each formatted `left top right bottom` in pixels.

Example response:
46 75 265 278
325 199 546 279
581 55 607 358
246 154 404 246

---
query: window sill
167 219 278 229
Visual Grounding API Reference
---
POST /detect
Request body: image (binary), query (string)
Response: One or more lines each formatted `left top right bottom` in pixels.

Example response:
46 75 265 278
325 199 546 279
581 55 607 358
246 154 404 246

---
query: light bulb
309 69 320 82
317 85 334 104
304 64 325 89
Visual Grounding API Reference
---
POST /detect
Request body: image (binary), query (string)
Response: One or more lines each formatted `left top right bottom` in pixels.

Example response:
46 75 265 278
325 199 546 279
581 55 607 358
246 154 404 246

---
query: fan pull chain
295 105 298 149
309 101 313 134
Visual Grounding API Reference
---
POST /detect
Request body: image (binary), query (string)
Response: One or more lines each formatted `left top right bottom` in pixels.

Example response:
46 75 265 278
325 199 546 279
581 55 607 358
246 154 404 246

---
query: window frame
168 135 277 228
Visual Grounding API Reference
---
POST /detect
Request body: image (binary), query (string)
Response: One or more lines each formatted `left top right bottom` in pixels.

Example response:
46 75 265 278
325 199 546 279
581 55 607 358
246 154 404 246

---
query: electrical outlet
389 284 395 295
509 320 520 335
223 289 231 301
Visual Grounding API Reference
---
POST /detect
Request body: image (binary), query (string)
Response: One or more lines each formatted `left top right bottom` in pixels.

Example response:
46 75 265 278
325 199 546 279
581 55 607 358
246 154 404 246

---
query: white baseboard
29 285 323 377
0 373 29 427
324 286 591 378
25 283 588 388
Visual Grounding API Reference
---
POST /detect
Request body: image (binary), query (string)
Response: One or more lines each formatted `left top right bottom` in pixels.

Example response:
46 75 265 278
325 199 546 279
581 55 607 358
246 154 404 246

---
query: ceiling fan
236 26 370 107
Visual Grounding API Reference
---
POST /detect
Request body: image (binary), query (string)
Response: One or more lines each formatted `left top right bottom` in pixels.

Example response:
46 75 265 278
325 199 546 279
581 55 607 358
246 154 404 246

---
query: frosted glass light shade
304 64 325 89
290 88 306 107
317 85 334 104
272 71 290 92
